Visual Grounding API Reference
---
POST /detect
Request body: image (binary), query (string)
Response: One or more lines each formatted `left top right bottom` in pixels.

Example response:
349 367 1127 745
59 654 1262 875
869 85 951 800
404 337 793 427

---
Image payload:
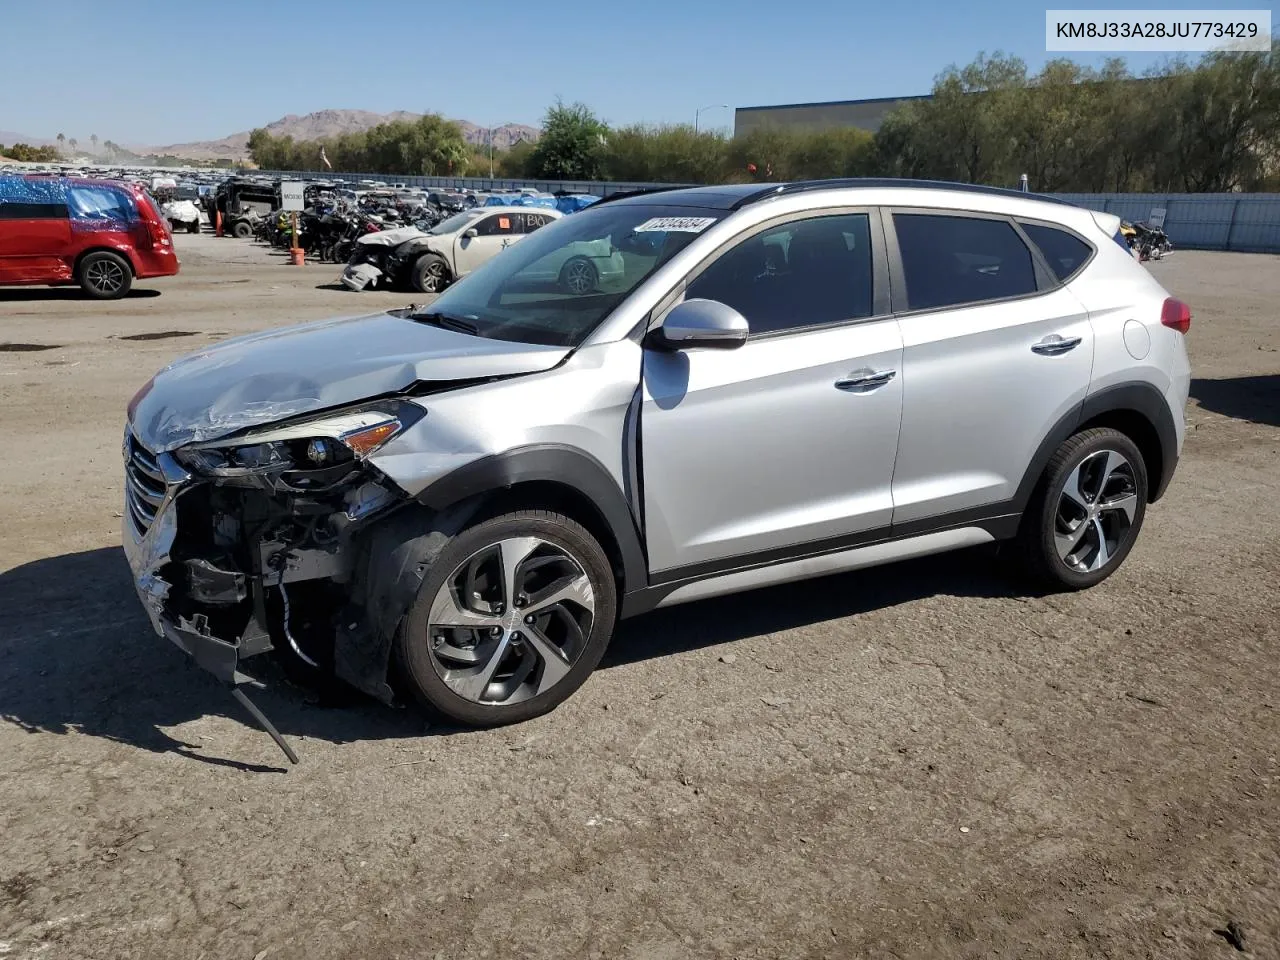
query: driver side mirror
646 298 749 351
463 227 479 239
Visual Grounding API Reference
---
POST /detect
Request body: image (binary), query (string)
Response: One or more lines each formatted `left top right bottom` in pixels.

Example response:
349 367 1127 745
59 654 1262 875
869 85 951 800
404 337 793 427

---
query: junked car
342 206 563 294
123 179 1191 763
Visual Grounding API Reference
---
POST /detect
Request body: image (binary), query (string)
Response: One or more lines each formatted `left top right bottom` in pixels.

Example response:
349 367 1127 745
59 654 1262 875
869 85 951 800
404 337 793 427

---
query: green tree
604 124 728 183
1159 39 1280 191
527 100 608 180
788 127 876 179
497 139 536 177
728 125 801 180
6 142 62 162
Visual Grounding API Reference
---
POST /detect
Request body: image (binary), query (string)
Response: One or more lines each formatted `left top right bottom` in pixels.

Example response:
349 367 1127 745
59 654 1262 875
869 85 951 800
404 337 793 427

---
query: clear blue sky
1 0 1272 146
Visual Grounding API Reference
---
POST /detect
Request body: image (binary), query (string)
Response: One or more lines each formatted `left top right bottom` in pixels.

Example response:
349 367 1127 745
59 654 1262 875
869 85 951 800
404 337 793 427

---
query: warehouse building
734 94 931 137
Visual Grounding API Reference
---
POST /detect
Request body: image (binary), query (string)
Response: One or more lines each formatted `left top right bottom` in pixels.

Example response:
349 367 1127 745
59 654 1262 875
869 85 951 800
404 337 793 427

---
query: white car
342 207 633 295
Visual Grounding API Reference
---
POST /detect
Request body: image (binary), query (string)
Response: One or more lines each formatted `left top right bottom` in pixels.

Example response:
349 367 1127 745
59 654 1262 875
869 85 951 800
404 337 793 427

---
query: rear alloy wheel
559 256 598 295
412 253 450 294
78 251 132 300
1014 427 1147 590
397 511 616 726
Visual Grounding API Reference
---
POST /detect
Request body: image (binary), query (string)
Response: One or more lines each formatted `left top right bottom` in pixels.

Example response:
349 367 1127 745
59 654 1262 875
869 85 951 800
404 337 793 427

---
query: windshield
415 203 725 347
428 210 482 235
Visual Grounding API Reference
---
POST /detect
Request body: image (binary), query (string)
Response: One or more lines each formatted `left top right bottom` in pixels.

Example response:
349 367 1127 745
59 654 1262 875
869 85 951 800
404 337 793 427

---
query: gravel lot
1 235 1278 960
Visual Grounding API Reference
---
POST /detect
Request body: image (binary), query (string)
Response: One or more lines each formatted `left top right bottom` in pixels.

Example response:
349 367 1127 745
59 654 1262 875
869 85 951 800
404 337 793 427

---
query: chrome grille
124 434 166 536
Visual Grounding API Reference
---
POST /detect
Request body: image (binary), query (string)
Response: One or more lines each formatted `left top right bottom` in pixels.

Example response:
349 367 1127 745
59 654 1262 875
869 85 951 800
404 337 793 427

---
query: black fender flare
1012 381 1179 515
417 444 648 595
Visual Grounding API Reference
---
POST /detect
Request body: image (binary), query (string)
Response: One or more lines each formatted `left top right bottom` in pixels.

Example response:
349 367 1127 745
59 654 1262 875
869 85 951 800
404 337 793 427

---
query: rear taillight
136 194 171 248
1161 297 1191 334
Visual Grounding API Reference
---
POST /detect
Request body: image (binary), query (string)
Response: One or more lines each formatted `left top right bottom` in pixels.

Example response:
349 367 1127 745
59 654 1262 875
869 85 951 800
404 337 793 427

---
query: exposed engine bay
122 396 485 763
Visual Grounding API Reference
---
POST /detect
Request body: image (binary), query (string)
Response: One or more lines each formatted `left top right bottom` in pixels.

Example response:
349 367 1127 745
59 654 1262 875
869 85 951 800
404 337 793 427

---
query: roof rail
592 185 688 206
729 177 1075 210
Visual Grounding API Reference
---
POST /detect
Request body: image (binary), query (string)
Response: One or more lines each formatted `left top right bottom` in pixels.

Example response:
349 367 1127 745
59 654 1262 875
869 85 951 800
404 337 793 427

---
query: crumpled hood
129 311 569 452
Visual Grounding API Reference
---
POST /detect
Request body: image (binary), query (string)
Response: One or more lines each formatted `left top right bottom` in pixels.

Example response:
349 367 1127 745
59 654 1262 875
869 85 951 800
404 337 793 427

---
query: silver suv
123 179 1191 755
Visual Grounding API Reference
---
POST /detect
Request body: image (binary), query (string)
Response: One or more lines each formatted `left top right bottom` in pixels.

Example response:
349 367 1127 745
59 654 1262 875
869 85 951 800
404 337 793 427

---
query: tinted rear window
67 185 137 223
1019 221 1093 282
893 213 1037 311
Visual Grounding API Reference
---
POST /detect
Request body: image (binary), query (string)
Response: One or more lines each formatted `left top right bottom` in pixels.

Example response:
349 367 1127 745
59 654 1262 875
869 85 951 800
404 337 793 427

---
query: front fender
417 444 648 598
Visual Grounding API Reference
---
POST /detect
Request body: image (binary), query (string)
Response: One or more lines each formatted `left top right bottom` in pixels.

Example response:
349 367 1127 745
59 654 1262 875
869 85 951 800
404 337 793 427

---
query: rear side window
893 213 1037 311
67 185 137 223
1019 221 1093 282
519 213 553 232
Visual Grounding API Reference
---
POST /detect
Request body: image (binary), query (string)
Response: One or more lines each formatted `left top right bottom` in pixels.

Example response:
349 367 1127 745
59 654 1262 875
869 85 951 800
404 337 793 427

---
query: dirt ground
1 234 1278 960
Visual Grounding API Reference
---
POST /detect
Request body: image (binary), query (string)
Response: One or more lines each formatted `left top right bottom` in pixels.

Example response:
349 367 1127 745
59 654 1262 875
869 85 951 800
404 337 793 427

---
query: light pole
694 103 729 134
488 127 495 179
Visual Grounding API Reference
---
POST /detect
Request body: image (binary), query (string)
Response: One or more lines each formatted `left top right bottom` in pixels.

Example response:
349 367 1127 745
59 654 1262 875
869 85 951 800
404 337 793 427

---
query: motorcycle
1121 220 1173 261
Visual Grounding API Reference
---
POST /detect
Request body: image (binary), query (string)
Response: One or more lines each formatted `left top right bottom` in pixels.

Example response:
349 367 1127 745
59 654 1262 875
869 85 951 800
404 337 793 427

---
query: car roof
597 178 1076 212
5 174 139 190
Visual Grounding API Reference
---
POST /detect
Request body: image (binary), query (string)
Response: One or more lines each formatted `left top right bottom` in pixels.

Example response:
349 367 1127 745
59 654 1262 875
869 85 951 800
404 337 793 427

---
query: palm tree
69 137 78 153
90 134 99 153
56 133 66 147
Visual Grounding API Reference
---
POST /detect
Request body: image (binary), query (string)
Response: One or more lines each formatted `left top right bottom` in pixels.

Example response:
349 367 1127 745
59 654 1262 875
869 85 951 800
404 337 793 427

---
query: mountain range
1 110 541 161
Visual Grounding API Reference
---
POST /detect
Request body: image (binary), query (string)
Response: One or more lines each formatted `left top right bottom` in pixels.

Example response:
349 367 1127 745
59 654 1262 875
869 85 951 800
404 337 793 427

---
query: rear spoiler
1089 209 1123 238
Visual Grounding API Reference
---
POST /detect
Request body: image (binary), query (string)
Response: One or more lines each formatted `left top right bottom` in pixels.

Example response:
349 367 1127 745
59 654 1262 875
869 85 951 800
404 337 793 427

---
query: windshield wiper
412 310 481 336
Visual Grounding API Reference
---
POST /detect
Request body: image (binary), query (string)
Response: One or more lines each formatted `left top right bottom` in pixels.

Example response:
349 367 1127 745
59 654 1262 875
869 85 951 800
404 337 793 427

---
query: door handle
835 369 896 391
1031 334 1083 356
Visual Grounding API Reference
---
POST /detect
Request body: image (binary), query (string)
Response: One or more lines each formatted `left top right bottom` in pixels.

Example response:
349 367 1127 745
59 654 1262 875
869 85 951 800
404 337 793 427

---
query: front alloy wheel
427 537 595 705
397 510 617 726
413 254 450 294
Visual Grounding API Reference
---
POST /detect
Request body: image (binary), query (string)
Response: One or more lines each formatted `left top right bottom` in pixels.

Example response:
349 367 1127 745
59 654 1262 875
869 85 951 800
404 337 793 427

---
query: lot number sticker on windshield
633 217 716 233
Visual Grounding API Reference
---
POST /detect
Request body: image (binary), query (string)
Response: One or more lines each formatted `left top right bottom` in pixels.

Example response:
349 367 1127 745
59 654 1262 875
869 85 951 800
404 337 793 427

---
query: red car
0 175 179 299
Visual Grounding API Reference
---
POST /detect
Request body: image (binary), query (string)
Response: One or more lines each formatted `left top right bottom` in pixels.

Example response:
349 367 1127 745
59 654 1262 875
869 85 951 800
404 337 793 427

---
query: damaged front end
122 399 427 762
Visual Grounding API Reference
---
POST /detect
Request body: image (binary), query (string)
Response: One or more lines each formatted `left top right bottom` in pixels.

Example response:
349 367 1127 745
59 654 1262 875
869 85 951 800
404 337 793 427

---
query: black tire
187 220 200 234
411 253 451 294
77 251 133 300
395 509 617 727
232 220 253 239
1012 427 1148 591
558 255 598 295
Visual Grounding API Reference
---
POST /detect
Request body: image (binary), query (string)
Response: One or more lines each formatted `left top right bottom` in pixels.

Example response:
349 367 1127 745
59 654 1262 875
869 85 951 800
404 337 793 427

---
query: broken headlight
176 400 424 486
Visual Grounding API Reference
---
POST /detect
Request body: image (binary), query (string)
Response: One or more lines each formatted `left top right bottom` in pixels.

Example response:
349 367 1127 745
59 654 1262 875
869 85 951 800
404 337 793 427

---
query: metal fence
253 170 1280 253
1056 193 1280 254
252 169 691 198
